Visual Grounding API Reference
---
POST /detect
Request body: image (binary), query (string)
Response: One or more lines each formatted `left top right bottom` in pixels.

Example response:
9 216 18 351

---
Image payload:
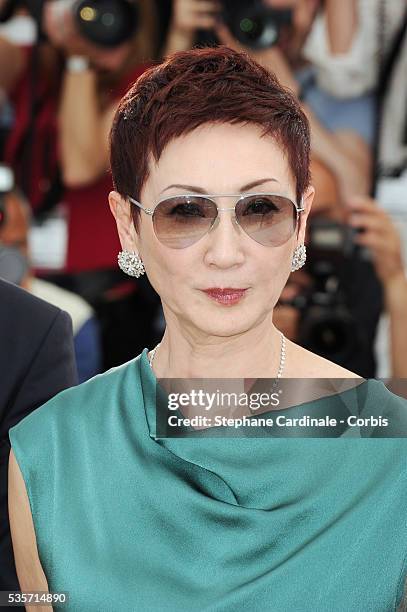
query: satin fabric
8 348 407 611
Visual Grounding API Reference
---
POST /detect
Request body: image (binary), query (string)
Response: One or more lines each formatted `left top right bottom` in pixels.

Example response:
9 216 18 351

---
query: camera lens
239 12 278 47
74 0 139 48
222 1 292 50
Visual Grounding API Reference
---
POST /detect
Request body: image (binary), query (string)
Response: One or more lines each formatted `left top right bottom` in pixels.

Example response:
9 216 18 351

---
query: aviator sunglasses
127 192 305 249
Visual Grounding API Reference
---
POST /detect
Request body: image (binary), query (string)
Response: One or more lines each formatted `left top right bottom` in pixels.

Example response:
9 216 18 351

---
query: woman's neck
149 319 285 379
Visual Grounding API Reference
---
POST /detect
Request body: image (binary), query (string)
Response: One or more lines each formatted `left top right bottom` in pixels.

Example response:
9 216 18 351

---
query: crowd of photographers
0 0 406 382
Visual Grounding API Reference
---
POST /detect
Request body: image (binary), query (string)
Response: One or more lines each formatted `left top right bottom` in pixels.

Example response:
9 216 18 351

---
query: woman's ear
296 185 315 245
108 191 140 253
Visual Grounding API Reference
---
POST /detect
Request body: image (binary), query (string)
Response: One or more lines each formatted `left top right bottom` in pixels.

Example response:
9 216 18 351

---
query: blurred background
0 0 406 383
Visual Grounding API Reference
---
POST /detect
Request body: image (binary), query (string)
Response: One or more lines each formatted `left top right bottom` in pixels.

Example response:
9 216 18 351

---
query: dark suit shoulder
0 279 77 434
0 278 62 326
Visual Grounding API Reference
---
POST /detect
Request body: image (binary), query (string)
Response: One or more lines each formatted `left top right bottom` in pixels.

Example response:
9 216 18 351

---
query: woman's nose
203 208 246 268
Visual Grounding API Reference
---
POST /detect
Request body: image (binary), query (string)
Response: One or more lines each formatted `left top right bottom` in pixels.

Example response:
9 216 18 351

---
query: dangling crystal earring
291 244 306 272
117 250 145 277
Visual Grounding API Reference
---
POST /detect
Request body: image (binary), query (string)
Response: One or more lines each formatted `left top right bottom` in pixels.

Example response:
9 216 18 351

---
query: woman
8 46 407 611
162 0 373 206
161 0 385 374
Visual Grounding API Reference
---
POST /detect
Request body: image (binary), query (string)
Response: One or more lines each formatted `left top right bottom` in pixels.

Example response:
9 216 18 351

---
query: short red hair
110 45 311 231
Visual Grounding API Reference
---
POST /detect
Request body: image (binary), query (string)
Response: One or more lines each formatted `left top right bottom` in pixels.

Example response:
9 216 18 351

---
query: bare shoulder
285 339 364 379
8 448 51 606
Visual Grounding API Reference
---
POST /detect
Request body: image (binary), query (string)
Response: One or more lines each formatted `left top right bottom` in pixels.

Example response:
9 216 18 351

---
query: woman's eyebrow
160 177 280 195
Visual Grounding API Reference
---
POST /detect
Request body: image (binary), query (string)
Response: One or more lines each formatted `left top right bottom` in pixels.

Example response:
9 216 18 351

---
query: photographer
0 0 163 370
161 0 221 55
273 197 407 379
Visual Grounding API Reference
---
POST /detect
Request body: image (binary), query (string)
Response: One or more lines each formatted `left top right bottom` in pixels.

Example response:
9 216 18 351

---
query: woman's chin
189 311 259 339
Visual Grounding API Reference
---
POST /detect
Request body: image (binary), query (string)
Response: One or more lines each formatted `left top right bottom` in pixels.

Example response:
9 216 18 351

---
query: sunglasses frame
127 192 305 247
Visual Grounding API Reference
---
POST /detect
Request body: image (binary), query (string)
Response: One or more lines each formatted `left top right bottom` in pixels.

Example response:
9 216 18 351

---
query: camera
73 0 139 47
221 0 292 50
0 0 140 47
289 218 369 365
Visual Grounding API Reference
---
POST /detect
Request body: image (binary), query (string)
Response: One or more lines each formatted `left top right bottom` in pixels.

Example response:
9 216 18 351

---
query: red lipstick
202 288 248 305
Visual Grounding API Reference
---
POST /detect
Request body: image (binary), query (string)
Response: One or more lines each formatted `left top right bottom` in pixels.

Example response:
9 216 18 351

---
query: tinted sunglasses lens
236 194 297 246
153 196 217 248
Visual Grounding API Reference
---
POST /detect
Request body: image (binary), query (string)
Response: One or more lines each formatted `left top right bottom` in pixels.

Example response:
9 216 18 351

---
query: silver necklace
148 333 286 418
147 331 286 381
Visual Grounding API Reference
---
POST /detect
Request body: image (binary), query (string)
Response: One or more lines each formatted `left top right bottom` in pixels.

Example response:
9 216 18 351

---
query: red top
4 48 150 273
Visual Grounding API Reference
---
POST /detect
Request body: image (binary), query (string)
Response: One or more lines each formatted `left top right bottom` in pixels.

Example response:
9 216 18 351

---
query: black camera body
221 0 292 49
74 0 139 47
0 0 139 47
290 218 369 366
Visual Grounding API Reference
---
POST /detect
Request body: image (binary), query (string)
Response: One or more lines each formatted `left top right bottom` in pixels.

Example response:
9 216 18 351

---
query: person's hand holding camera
163 0 221 56
43 0 130 70
43 0 131 188
346 196 405 290
171 0 221 34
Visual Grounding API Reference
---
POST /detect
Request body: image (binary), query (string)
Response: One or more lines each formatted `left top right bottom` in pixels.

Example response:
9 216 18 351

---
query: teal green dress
8 348 407 611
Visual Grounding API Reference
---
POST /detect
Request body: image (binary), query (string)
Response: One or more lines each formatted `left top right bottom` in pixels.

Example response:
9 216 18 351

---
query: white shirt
303 0 406 98
303 0 407 174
